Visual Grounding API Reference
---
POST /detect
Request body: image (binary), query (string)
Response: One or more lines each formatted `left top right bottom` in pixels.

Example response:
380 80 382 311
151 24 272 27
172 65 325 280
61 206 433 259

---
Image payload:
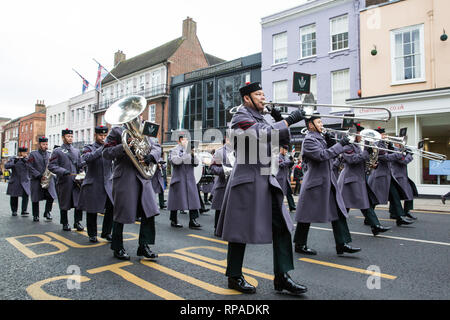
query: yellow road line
26 275 91 300
299 258 397 280
187 234 228 245
354 216 395 222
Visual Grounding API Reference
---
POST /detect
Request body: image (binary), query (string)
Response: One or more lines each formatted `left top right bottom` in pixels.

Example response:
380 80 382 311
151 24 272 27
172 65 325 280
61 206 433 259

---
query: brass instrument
223 151 236 179
40 155 56 189
104 95 158 179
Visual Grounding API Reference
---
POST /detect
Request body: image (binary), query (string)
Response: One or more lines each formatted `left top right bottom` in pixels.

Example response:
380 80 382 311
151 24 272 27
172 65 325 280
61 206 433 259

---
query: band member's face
39 142 48 151
95 133 108 144
19 152 27 157
308 118 323 133
63 134 73 144
180 137 188 148
280 147 287 155
246 90 266 112
381 133 386 139
355 134 362 143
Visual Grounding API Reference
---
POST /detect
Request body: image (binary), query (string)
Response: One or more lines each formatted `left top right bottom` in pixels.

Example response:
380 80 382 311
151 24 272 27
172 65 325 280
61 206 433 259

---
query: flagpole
92 58 125 87
72 68 101 93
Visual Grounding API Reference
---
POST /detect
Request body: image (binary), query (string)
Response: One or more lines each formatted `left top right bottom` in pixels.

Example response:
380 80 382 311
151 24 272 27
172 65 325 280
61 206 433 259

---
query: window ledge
298 56 317 64
328 48 350 58
390 79 426 86
271 62 288 70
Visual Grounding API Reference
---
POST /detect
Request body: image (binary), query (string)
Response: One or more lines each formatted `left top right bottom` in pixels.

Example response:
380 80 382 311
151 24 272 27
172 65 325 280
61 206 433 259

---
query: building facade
1 117 20 170
46 100 70 150
348 0 450 195
68 90 97 149
18 100 47 152
94 17 224 144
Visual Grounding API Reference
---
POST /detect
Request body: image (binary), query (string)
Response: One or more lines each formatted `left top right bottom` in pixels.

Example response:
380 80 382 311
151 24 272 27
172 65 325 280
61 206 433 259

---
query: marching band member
48 129 84 231
367 127 414 226
216 82 307 295
200 149 215 206
26 137 57 222
276 145 296 212
292 159 303 196
337 123 391 236
151 152 167 210
5 147 30 217
167 135 202 229
79 126 114 243
442 191 450 204
294 113 361 256
102 125 161 260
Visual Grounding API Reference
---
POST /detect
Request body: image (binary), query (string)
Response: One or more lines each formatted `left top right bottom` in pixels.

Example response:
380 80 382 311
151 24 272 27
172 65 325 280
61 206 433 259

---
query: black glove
366 147 373 155
324 132 336 148
14 158 19 163
270 106 283 122
405 148 412 155
289 155 294 161
387 142 394 150
63 170 71 176
144 154 156 165
339 136 350 146
285 109 306 126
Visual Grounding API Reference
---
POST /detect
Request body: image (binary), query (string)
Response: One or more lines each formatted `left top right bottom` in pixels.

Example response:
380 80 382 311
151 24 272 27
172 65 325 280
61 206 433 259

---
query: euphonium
41 162 56 189
104 95 157 179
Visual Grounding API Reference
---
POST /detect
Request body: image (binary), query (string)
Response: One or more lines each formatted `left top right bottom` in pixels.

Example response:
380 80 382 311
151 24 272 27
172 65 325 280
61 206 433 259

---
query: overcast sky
0 0 308 120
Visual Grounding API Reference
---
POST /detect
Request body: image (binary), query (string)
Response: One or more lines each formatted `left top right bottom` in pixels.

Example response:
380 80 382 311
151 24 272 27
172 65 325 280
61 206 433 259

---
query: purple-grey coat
216 105 293 244
5 157 31 197
79 142 113 213
390 149 418 201
210 144 233 210
102 126 161 224
151 162 166 194
48 144 82 210
167 144 201 211
276 153 294 196
295 131 348 223
26 150 57 202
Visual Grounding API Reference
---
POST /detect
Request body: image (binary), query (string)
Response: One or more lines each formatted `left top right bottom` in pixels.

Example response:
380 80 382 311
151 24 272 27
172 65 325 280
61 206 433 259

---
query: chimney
182 16 197 40
114 50 126 67
35 100 45 113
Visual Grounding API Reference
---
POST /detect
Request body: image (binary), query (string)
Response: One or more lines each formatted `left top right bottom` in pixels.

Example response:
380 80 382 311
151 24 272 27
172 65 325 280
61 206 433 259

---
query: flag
95 63 108 91
72 69 90 94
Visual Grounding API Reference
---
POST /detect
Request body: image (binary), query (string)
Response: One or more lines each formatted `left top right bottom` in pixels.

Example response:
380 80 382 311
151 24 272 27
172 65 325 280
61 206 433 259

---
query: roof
204 53 226 66
102 37 185 85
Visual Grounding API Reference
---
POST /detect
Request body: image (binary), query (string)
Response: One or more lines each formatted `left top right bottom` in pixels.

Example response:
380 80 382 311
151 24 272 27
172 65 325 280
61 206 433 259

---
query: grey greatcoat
151 162 166 194
167 144 201 211
367 141 399 205
390 149 418 201
26 150 57 202
210 144 233 210
48 144 83 210
216 105 293 244
102 126 161 224
337 144 375 209
295 131 348 223
276 153 294 196
79 142 113 213
5 157 31 197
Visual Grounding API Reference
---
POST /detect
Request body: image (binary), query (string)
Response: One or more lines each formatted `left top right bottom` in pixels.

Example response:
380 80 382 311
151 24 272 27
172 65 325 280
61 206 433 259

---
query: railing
93 84 169 113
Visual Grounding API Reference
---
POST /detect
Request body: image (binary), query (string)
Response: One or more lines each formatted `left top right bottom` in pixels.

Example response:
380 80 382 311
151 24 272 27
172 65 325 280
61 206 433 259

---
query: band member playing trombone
337 123 391 236
167 134 202 229
79 126 114 243
367 127 414 226
26 137 57 222
294 113 361 256
216 82 307 295
5 147 30 217
48 129 84 231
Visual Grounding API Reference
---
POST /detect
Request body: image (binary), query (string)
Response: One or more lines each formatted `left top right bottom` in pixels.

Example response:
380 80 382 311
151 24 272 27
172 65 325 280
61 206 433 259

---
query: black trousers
86 197 114 238
170 210 199 222
294 187 352 246
225 188 294 278
388 181 413 218
214 210 221 230
31 189 54 217
348 207 380 227
111 216 155 251
293 180 301 195
158 192 165 208
10 192 29 213
60 209 83 225
286 186 296 211
443 191 450 198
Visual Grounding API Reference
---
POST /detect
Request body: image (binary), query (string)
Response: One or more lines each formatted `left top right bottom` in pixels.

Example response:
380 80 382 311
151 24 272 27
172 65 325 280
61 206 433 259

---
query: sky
0 0 308 120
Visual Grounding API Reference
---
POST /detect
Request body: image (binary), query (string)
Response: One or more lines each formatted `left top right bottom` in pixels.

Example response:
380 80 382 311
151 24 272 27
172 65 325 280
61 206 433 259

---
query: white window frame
149 104 156 122
331 69 350 112
272 32 288 65
299 24 316 59
272 80 288 112
390 23 425 85
330 14 349 53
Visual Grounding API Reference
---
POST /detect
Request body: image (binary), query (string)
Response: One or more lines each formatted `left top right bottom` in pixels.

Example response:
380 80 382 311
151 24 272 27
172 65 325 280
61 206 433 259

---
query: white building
46 100 69 150
68 90 97 149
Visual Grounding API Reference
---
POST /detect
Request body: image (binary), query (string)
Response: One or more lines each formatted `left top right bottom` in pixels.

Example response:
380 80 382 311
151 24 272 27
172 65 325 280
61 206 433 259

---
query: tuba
41 155 56 189
104 95 157 179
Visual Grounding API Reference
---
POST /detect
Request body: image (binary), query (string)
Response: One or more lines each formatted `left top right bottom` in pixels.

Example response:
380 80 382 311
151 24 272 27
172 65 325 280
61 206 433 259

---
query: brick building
93 17 224 144
18 100 47 151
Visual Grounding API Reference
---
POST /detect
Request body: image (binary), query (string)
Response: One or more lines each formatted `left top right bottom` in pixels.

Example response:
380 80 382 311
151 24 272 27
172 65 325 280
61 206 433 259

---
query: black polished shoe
101 234 113 242
274 273 307 295
189 219 202 229
371 225 391 236
89 236 98 243
113 249 130 260
204 200 211 205
289 207 297 212
171 221 183 228
199 208 209 214
404 212 417 220
44 212 53 221
74 222 84 231
33 216 39 222
135 217 141 222
137 244 158 259
180 210 187 214
62 224 71 231
441 196 446 205
336 243 361 255
295 244 317 255
228 276 256 294
396 216 414 226
390 214 396 219
21 211 30 216
12 212 17 216
160 205 167 209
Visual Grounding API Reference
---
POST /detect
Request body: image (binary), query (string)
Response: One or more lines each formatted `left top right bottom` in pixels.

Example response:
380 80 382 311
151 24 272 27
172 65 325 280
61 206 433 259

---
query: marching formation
4 82 445 298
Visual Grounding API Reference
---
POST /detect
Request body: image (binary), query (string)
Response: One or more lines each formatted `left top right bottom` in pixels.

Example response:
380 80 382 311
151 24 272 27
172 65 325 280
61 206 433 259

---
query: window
330 15 348 51
75 131 78 142
205 81 215 128
300 24 316 58
331 69 350 111
218 72 249 128
30 123 32 131
149 104 156 122
273 32 288 64
80 130 84 142
272 80 289 112
391 24 425 84
29 140 32 150
86 129 91 142
58 113 61 125
139 75 145 92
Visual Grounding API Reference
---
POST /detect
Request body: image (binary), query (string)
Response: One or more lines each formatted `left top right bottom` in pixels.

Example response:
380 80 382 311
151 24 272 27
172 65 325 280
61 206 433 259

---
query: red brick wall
18 113 46 151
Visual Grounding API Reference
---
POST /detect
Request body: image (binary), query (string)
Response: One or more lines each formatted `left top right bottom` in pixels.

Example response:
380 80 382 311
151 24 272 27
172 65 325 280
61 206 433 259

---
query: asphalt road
0 181 449 301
